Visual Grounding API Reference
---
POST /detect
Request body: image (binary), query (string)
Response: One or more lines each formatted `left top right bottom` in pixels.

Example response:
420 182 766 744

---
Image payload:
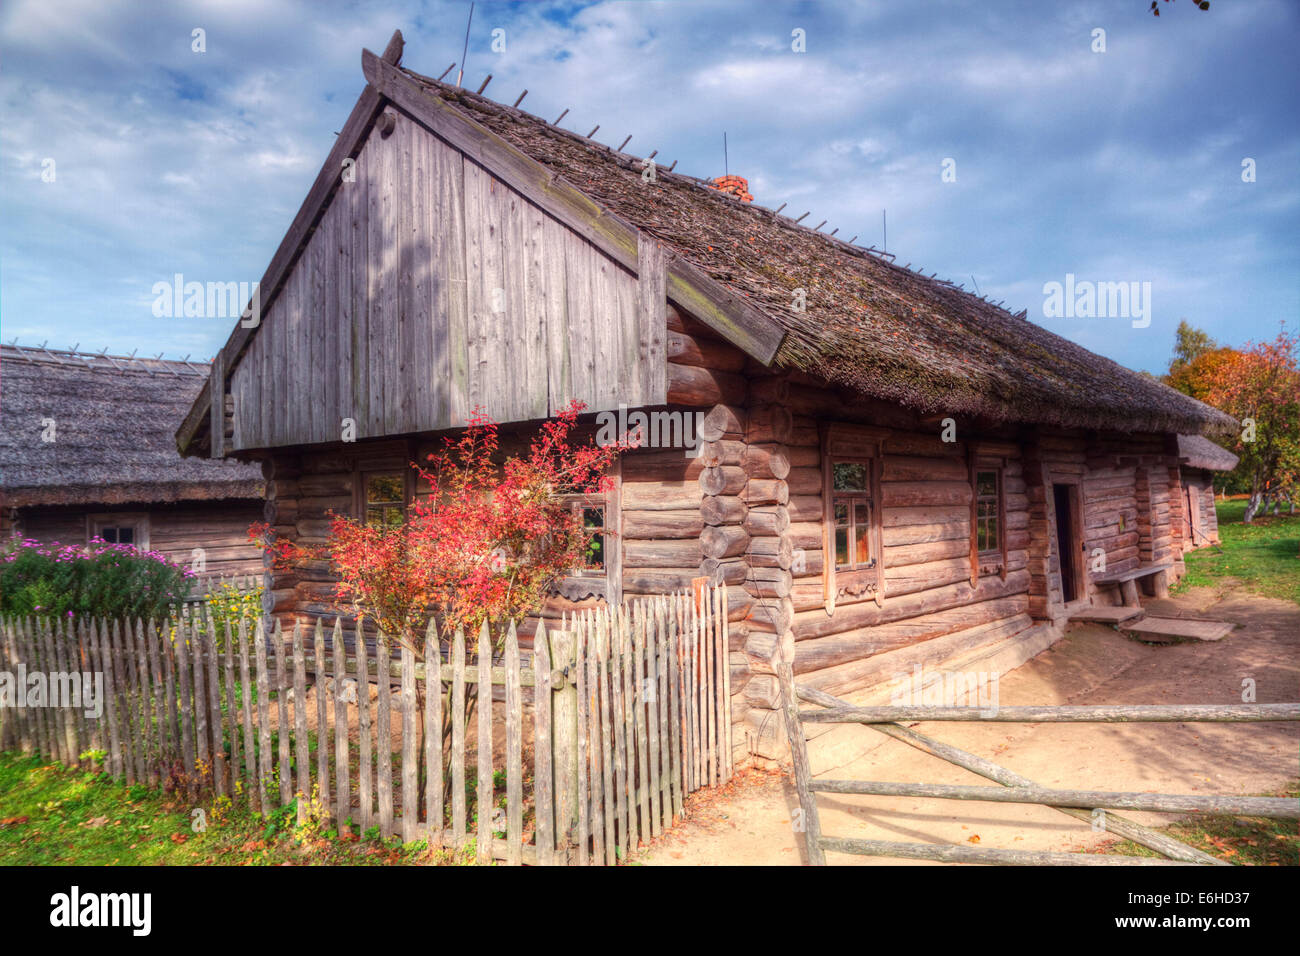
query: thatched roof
399 65 1234 436
1 345 263 508
1178 433 1239 472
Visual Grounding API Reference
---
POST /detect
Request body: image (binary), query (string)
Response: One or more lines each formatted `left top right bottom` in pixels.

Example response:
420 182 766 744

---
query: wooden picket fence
0 585 733 865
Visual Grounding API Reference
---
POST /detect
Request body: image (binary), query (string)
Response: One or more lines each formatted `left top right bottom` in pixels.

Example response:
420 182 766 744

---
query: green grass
1174 499 1300 604
0 752 469 866
1106 783 1299 866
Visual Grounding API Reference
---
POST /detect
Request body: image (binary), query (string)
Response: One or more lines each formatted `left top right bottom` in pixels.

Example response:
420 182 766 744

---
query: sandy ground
639 583 1300 865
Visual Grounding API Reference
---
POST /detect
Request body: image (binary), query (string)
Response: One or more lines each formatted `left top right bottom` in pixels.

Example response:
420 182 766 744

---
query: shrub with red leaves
250 401 635 656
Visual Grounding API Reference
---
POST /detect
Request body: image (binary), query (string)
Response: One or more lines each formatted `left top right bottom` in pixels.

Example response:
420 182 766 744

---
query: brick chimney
709 175 753 203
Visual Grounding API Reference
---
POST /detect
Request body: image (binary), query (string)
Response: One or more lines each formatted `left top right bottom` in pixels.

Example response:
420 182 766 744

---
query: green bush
0 538 192 622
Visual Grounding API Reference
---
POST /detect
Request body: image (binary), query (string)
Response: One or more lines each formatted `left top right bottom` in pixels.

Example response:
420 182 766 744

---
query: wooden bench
1092 562 1173 607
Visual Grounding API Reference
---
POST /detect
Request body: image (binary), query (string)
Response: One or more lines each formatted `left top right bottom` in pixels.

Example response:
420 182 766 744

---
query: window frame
821 425 885 612
829 461 876 574
556 492 610 579
353 458 413 528
550 459 621 605
87 512 150 550
969 454 1008 582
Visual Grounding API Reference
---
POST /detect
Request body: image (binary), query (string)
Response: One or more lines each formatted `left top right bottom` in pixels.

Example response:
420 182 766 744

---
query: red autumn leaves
250 401 636 651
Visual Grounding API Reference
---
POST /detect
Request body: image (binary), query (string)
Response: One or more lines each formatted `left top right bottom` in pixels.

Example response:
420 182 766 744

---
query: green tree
1171 320 1217 370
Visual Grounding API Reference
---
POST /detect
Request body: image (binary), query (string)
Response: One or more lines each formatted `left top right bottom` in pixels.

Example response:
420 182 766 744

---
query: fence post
424 621 443 849
253 618 273 814
401 639 418 845
505 621 523 866
550 625 578 856
451 628 467 850
293 623 310 823
532 620 555 865
314 619 329 821
275 622 292 807
332 619 349 835
777 659 825 866
475 621 493 865
238 617 258 813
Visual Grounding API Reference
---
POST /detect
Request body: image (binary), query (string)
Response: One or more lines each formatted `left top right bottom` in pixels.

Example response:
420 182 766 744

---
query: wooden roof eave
360 49 787 367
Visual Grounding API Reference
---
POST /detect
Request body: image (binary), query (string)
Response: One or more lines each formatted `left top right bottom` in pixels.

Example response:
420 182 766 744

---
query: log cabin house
1 344 264 582
174 33 1235 763
1176 433 1237 552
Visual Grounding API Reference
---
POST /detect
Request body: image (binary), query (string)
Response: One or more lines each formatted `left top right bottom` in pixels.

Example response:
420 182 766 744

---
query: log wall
250 305 1190 767
10 499 264 579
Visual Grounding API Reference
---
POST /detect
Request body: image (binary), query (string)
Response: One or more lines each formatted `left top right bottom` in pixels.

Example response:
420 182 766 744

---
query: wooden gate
778 664 1300 865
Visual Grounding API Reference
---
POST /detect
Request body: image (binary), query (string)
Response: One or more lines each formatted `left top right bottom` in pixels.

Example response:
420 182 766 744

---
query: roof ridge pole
381 29 404 65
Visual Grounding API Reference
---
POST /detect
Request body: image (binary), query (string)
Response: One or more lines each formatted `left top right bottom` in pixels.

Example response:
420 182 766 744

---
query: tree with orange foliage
1162 321 1236 403
1199 329 1300 523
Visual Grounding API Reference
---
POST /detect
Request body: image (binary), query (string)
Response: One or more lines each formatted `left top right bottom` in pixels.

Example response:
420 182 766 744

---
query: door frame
1050 478 1085 606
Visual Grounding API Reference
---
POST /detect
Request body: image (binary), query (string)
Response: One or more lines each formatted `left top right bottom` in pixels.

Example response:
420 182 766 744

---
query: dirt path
639 584 1299 865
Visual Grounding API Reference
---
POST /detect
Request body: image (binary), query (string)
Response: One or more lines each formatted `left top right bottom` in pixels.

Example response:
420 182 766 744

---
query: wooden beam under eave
361 48 787 366
666 256 785 365
209 349 225 459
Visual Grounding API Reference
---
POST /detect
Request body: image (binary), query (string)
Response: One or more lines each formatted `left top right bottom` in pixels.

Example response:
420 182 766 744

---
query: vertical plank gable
226 109 670 452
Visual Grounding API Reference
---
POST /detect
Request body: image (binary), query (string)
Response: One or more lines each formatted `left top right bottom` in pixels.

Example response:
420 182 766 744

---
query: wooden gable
227 107 667 452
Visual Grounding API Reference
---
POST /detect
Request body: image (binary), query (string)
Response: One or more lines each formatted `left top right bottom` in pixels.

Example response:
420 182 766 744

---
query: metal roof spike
586 124 600 139
437 62 456 81
553 108 569 125
618 135 632 152
512 89 528 108
475 74 492 95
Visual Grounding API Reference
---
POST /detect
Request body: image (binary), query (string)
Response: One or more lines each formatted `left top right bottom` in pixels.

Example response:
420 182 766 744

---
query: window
820 426 885 612
363 471 406 527
831 463 875 571
559 495 607 576
549 463 621 604
975 470 1001 555
969 458 1007 580
88 513 149 550
98 525 136 545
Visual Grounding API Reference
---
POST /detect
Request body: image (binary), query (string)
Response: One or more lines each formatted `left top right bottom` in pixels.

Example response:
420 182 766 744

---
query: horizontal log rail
778 672 1300 867
798 702 1300 724
808 780 1300 820
818 837 1201 867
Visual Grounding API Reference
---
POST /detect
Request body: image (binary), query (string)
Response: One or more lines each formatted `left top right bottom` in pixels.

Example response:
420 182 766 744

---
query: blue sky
2 0 1296 374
